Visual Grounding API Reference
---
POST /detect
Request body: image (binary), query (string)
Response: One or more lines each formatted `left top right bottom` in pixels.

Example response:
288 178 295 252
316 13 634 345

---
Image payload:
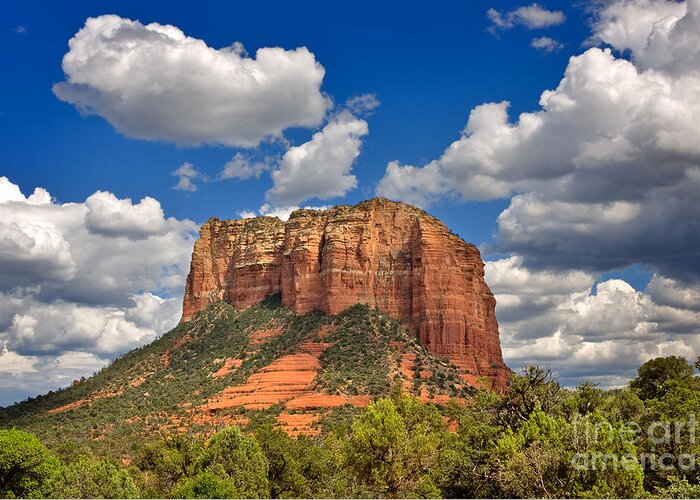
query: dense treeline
4 356 700 498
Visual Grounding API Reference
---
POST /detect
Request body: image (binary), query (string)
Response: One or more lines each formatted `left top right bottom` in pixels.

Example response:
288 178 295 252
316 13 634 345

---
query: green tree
347 394 446 497
631 356 695 400
135 434 203 497
498 366 564 428
655 475 700 499
436 395 503 498
294 434 350 498
254 424 309 498
489 408 645 498
572 381 604 416
195 426 269 498
171 471 239 499
490 408 573 498
599 389 646 423
569 413 645 498
634 381 700 492
48 456 140 498
0 429 60 498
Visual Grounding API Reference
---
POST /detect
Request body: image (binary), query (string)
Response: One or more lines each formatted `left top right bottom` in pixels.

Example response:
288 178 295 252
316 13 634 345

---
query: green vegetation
315 304 471 398
50 457 140 498
346 394 446 497
4 357 700 497
316 304 396 395
0 429 60 498
0 299 468 457
630 355 695 400
180 426 269 498
0 298 310 454
4 300 700 497
5 357 700 498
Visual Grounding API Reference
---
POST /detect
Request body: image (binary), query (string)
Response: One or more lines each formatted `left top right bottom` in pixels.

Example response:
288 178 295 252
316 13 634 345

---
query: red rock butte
182 197 510 388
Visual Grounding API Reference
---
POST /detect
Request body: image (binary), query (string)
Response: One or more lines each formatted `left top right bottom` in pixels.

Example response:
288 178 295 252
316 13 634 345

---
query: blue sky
3 0 590 246
1 0 700 405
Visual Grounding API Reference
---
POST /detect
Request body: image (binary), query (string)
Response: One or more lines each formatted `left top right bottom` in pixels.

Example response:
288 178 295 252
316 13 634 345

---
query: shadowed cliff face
182 198 510 388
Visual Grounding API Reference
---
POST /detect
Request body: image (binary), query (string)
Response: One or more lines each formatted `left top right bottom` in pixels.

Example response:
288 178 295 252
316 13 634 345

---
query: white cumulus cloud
487 257 700 386
266 111 368 205
0 177 197 406
531 36 564 52
588 0 689 72
378 0 700 282
53 15 331 147
487 3 565 31
0 342 38 376
0 221 77 287
7 293 180 356
0 177 51 204
219 153 270 181
172 162 205 192
85 190 170 238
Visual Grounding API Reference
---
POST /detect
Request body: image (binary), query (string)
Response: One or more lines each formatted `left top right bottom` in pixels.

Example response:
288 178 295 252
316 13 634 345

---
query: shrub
0 429 60 498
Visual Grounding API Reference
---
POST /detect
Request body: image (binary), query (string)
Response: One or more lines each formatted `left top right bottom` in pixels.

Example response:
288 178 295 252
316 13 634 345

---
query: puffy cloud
218 99 375 204
589 0 689 72
487 257 700 386
266 111 368 205
219 153 270 181
124 292 183 334
0 183 71 290
591 0 700 76
495 171 700 277
0 177 196 405
172 162 204 192
0 177 51 204
256 204 307 221
565 280 657 340
238 210 258 219
6 293 180 356
377 161 447 208
485 255 595 326
378 0 700 282
0 188 197 306
0 342 38 375
85 191 169 238
647 274 700 310
379 47 700 203
487 3 566 31
531 36 564 52
0 349 111 407
54 351 110 372
0 221 76 287
53 15 330 147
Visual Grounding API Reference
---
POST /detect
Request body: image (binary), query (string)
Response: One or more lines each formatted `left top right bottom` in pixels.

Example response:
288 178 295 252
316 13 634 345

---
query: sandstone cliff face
183 198 509 387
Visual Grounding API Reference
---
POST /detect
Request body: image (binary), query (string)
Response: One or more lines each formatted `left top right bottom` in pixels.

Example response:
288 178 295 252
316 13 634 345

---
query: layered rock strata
183 198 509 387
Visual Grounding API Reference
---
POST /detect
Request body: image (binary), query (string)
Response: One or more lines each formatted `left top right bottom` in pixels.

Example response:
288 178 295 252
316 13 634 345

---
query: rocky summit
183 198 510 388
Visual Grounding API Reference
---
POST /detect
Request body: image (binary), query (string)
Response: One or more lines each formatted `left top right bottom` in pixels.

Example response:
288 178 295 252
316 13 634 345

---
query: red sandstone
213 358 243 378
183 198 509 388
